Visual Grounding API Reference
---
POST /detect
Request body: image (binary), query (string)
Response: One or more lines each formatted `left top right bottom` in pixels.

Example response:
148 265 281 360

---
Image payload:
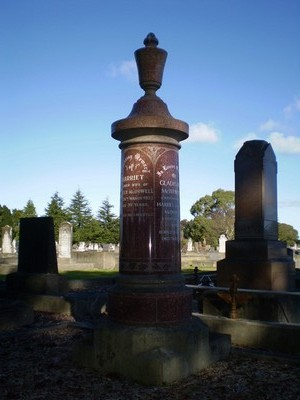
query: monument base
73 317 231 385
217 240 295 291
108 274 192 325
6 272 68 295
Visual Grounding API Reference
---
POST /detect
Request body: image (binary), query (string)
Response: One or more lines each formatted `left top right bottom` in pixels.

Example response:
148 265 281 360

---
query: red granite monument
108 32 191 325
74 33 230 385
217 140 295 291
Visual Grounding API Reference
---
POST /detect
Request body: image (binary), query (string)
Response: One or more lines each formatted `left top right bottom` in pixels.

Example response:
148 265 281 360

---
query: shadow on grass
60 270 119 280
0 267 214 282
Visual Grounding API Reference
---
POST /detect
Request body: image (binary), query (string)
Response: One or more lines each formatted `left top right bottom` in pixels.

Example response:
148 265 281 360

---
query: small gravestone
187 238 193 252
58 222 73 258
6 217 68 295
218 234 227 253
1 225 13 254
78 242 85 252
217 140 295 290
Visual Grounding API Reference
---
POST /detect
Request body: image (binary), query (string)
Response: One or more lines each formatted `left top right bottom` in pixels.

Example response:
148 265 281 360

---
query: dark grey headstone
235 140 278 240
18 217 58 274
217 140 295 291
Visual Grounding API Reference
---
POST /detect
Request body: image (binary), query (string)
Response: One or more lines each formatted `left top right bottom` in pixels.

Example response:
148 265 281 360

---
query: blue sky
1 0 300 234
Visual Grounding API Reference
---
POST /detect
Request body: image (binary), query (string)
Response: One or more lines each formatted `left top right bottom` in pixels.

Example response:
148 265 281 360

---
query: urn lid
111 33 188 143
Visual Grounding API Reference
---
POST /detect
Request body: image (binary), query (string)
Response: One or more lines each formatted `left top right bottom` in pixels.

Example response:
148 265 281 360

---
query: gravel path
1 313 300 400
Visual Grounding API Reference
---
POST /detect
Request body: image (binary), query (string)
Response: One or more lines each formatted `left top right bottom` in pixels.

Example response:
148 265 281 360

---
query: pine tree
22 199 37 218
0 205 13 228
68 189 93 243
97 198 116 225
45 192 70 240
11 209 23 241
97 198 119 244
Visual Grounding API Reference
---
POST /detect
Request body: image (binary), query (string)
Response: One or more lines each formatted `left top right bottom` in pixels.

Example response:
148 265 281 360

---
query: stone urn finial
134 33 167 95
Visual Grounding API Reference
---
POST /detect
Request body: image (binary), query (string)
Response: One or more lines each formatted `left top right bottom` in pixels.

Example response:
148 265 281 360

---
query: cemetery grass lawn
1 312 300 400
60 268 214 280
0 268 212 281
60 270 118 280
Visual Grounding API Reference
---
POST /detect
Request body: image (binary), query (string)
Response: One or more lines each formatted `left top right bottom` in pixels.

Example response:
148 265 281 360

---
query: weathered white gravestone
58 222 73 258
2 225 13 254
78 242 85 252
187 238 193 252
218 234 227 253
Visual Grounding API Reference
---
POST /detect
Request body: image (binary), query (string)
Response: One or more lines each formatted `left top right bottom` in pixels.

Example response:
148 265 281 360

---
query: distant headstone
12 239 17 254
78 242 85 252
218 234 227 253
102 243 115 252
187 238 193 252
2 225 13 254
217 140 295 291
58 222 73 258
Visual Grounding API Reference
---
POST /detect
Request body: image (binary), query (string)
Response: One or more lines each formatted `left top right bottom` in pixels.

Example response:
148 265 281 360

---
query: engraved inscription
155 150 180 242
122 150 153 215
120 144 181 273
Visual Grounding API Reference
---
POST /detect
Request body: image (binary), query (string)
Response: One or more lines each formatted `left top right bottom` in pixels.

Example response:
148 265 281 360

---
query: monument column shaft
74 34 231 384
119 142 181 275
108 33 191 325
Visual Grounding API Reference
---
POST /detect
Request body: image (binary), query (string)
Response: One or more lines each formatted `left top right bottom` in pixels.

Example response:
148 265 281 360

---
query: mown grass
60 270 118 280
0 265 216 282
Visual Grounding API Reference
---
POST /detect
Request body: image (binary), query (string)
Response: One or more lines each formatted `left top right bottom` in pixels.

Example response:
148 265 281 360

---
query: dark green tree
0 205 13 228
278 223 298 246
45 192 70 240
183 216 217 248
11 209 23 241
22 199 37 218
68 189 93 243
80 217 102 243
185 189 235 247
97 198 119 244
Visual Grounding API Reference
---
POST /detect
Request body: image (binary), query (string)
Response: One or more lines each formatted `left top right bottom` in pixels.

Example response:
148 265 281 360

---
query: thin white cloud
187 122 219 143
279 200 300 208
268 132 300 154
259 119 280 131
233 131 300 155
107 60 137 81
233 132 259 150
283 96 300 119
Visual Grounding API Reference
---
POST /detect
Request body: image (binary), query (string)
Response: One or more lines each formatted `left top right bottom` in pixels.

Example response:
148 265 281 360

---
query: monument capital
111 33 188 143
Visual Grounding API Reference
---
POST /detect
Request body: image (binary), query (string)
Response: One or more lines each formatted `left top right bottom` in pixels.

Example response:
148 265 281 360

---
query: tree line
0 190 120 245
182 189 299 248
1 188 299 249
